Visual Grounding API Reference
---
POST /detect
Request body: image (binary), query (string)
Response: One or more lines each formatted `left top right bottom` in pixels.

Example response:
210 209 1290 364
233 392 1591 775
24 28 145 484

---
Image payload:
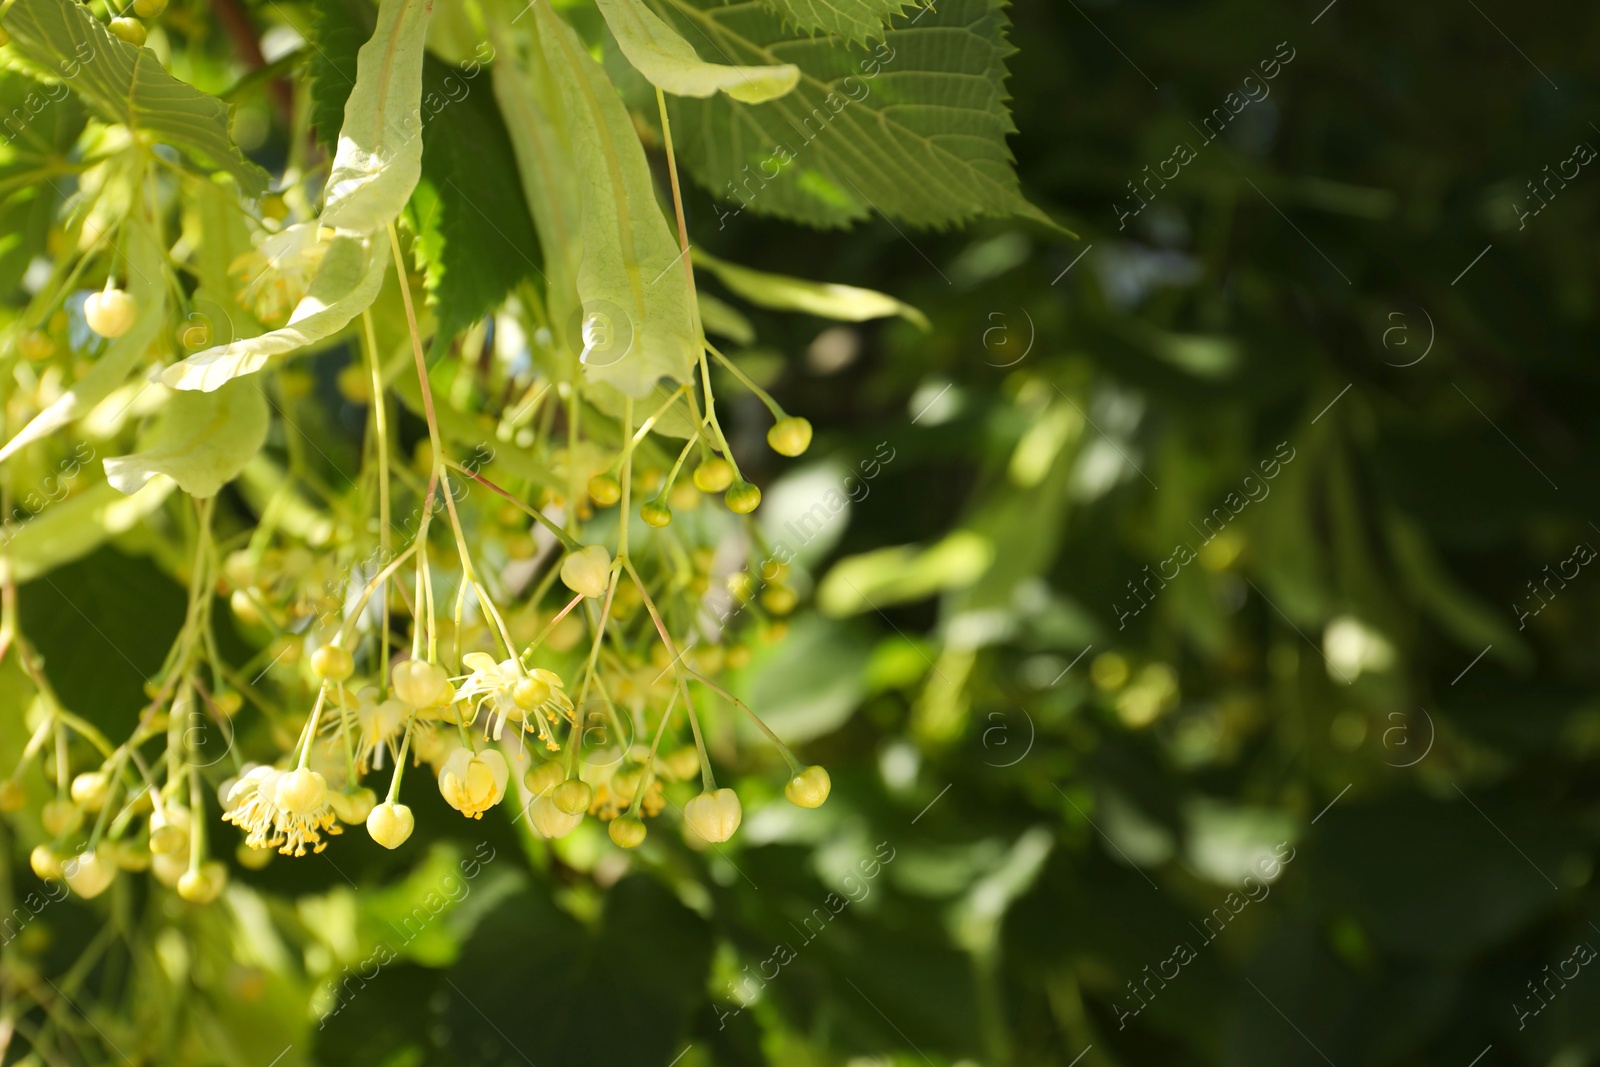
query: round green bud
693 458 734 493
725 480 761 514
767 416 813 457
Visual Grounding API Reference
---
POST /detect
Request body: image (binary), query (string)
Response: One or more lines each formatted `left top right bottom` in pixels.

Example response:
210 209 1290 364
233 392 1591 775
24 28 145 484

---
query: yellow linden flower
455 653 572 749
228 222 328 326
330 686 408 772
222 766 342 857
438 748 508 819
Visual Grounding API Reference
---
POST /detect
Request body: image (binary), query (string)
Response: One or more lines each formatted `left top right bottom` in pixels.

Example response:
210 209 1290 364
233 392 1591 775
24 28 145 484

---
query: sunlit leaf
761 0 924 45
0 0 269 195
666 0 1053 230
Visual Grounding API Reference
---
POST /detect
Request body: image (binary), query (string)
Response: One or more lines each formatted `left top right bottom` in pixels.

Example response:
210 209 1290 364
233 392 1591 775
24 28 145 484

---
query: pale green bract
0 478 174 585
536 6 697 398
596 0 799 103
103 378 270 498
0 223 167 465
321 0 435 233
0 0 269 196
488 5 583 341
162 0 431 391
695 250 928 329
160 235 388 392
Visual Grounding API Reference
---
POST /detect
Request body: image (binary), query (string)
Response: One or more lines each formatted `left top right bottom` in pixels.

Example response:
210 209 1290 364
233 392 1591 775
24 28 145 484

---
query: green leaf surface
535 5 698 397
596 0 799 102
160 234 388 391
488 2 584 340
321 0 435 233
408 53 542 340
695 248 927 327
665 0 1049 229
0 222 167 464
0 0 269 196
0 71 85 302
761 0 924 45
103 377 269 497
307 0 372 153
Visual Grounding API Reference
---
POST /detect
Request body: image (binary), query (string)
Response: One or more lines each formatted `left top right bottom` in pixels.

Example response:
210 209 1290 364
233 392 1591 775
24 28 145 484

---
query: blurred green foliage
5 0 1600 1065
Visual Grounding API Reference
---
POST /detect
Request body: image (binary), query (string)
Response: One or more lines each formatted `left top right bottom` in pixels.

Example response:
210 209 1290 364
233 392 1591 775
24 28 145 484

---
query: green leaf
694 248 927 328
665 0 1051 229
307 0 372 154
534 5 698 397
762 0 924 45
408 52 542 340
817 530 994 616
321 0 436 233
160 234 388 392
103 378 269 498
0 478 175 584
596 0 799 103
0 0 269 196
0 222 167 465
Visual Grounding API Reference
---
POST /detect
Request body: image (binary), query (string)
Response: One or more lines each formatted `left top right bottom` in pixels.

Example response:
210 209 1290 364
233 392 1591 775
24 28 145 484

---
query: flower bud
560 544 612 599
132 0 167 17
761 585 797 616
640 501 672 528
684 787 742 843
64 849 115 899
767 416 813 457
693 458 734 493
214 690 243 716
784 765 831 808
177 861 227 903
70 772 109 811
30 845 64 880
724 481 761 514
551 779 592 816
107 16 147 46
310 644 354 682
588 474 621 507
529 795 582 839
19 330 54 362
392 660 453 708
0 779 26 812
41 798 82 837
366 802 415 849
237 842 273 869
609 817 647 848
274 768 327 816
524 760 565 797
329 787 376 824
149 807 191 856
